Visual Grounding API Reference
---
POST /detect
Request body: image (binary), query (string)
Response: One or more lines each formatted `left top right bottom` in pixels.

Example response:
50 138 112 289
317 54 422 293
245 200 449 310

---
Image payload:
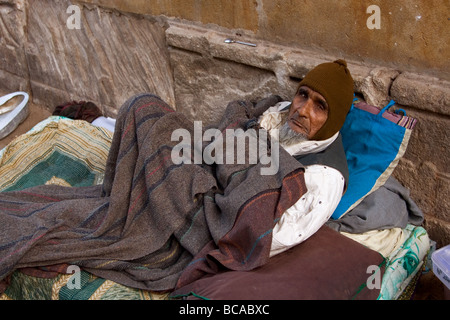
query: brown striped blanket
0 94 306 292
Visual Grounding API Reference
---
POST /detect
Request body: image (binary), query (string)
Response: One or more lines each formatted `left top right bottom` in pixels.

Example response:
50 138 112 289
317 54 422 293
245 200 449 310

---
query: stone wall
0 0 175 116
82 0 450 82
0 0 449 246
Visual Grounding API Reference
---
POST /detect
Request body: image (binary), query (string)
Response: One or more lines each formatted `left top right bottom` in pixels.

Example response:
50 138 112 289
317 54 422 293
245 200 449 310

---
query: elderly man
258 59 354 256
92 59 354 257
0 59 354 293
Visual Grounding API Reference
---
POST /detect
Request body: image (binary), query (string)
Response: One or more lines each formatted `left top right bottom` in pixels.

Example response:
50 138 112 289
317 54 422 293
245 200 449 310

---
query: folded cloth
91 116 116 133
332 100 416 219
326 176 424 234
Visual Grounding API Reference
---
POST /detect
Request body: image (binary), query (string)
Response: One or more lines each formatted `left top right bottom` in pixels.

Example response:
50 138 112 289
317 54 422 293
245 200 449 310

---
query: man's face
287 86 329 140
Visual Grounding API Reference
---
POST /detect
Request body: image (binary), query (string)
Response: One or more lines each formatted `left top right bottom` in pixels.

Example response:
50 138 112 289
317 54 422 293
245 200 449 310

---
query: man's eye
316 102 328 112
298 90 308 98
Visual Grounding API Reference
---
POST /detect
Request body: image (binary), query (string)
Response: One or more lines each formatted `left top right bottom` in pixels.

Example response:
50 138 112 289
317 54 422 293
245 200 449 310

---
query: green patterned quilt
379 224 430 300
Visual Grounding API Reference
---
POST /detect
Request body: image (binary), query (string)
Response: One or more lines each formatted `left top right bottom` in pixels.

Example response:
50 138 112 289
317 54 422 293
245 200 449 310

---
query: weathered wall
0 0 449 247
83 0 450 81
0 0 175 116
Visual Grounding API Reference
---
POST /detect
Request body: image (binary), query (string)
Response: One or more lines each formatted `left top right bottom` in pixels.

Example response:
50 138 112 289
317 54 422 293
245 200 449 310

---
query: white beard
278 120 308 147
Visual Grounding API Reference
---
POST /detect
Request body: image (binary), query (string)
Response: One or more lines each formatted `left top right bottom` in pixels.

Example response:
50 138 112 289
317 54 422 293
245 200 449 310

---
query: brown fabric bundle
53 101 103 123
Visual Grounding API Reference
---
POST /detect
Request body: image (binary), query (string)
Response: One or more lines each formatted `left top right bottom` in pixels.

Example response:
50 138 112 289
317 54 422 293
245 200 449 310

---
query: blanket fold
326 176 424 233
0 93 306 292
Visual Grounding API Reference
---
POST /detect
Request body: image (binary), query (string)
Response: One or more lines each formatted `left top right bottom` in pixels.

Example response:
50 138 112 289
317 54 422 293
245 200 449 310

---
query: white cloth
258 102 345 256
270 165 344 256
91 116 117 133
340 228 405 257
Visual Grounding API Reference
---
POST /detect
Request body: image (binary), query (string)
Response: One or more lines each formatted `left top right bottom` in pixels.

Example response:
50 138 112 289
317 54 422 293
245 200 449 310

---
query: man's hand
251 95 283 118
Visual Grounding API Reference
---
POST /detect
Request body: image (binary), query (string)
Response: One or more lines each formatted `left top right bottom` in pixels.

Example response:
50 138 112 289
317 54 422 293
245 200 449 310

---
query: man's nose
296 99 314 117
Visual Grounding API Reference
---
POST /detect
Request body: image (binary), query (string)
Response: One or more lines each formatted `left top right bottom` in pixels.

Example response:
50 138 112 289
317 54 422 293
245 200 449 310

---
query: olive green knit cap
298 59 354 141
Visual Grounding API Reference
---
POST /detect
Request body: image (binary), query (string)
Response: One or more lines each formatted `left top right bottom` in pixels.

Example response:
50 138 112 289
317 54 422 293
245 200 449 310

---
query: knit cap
298 59 354 141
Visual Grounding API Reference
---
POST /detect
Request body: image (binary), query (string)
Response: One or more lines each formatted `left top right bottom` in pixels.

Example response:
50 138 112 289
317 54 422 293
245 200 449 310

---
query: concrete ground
0 101 446 300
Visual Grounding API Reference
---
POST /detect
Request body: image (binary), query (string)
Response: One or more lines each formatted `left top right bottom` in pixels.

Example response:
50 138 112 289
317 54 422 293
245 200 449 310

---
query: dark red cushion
172 226 385 300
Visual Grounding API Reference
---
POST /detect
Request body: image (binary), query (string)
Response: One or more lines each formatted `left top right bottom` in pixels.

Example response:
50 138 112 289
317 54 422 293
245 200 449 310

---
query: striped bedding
0 94 307 299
